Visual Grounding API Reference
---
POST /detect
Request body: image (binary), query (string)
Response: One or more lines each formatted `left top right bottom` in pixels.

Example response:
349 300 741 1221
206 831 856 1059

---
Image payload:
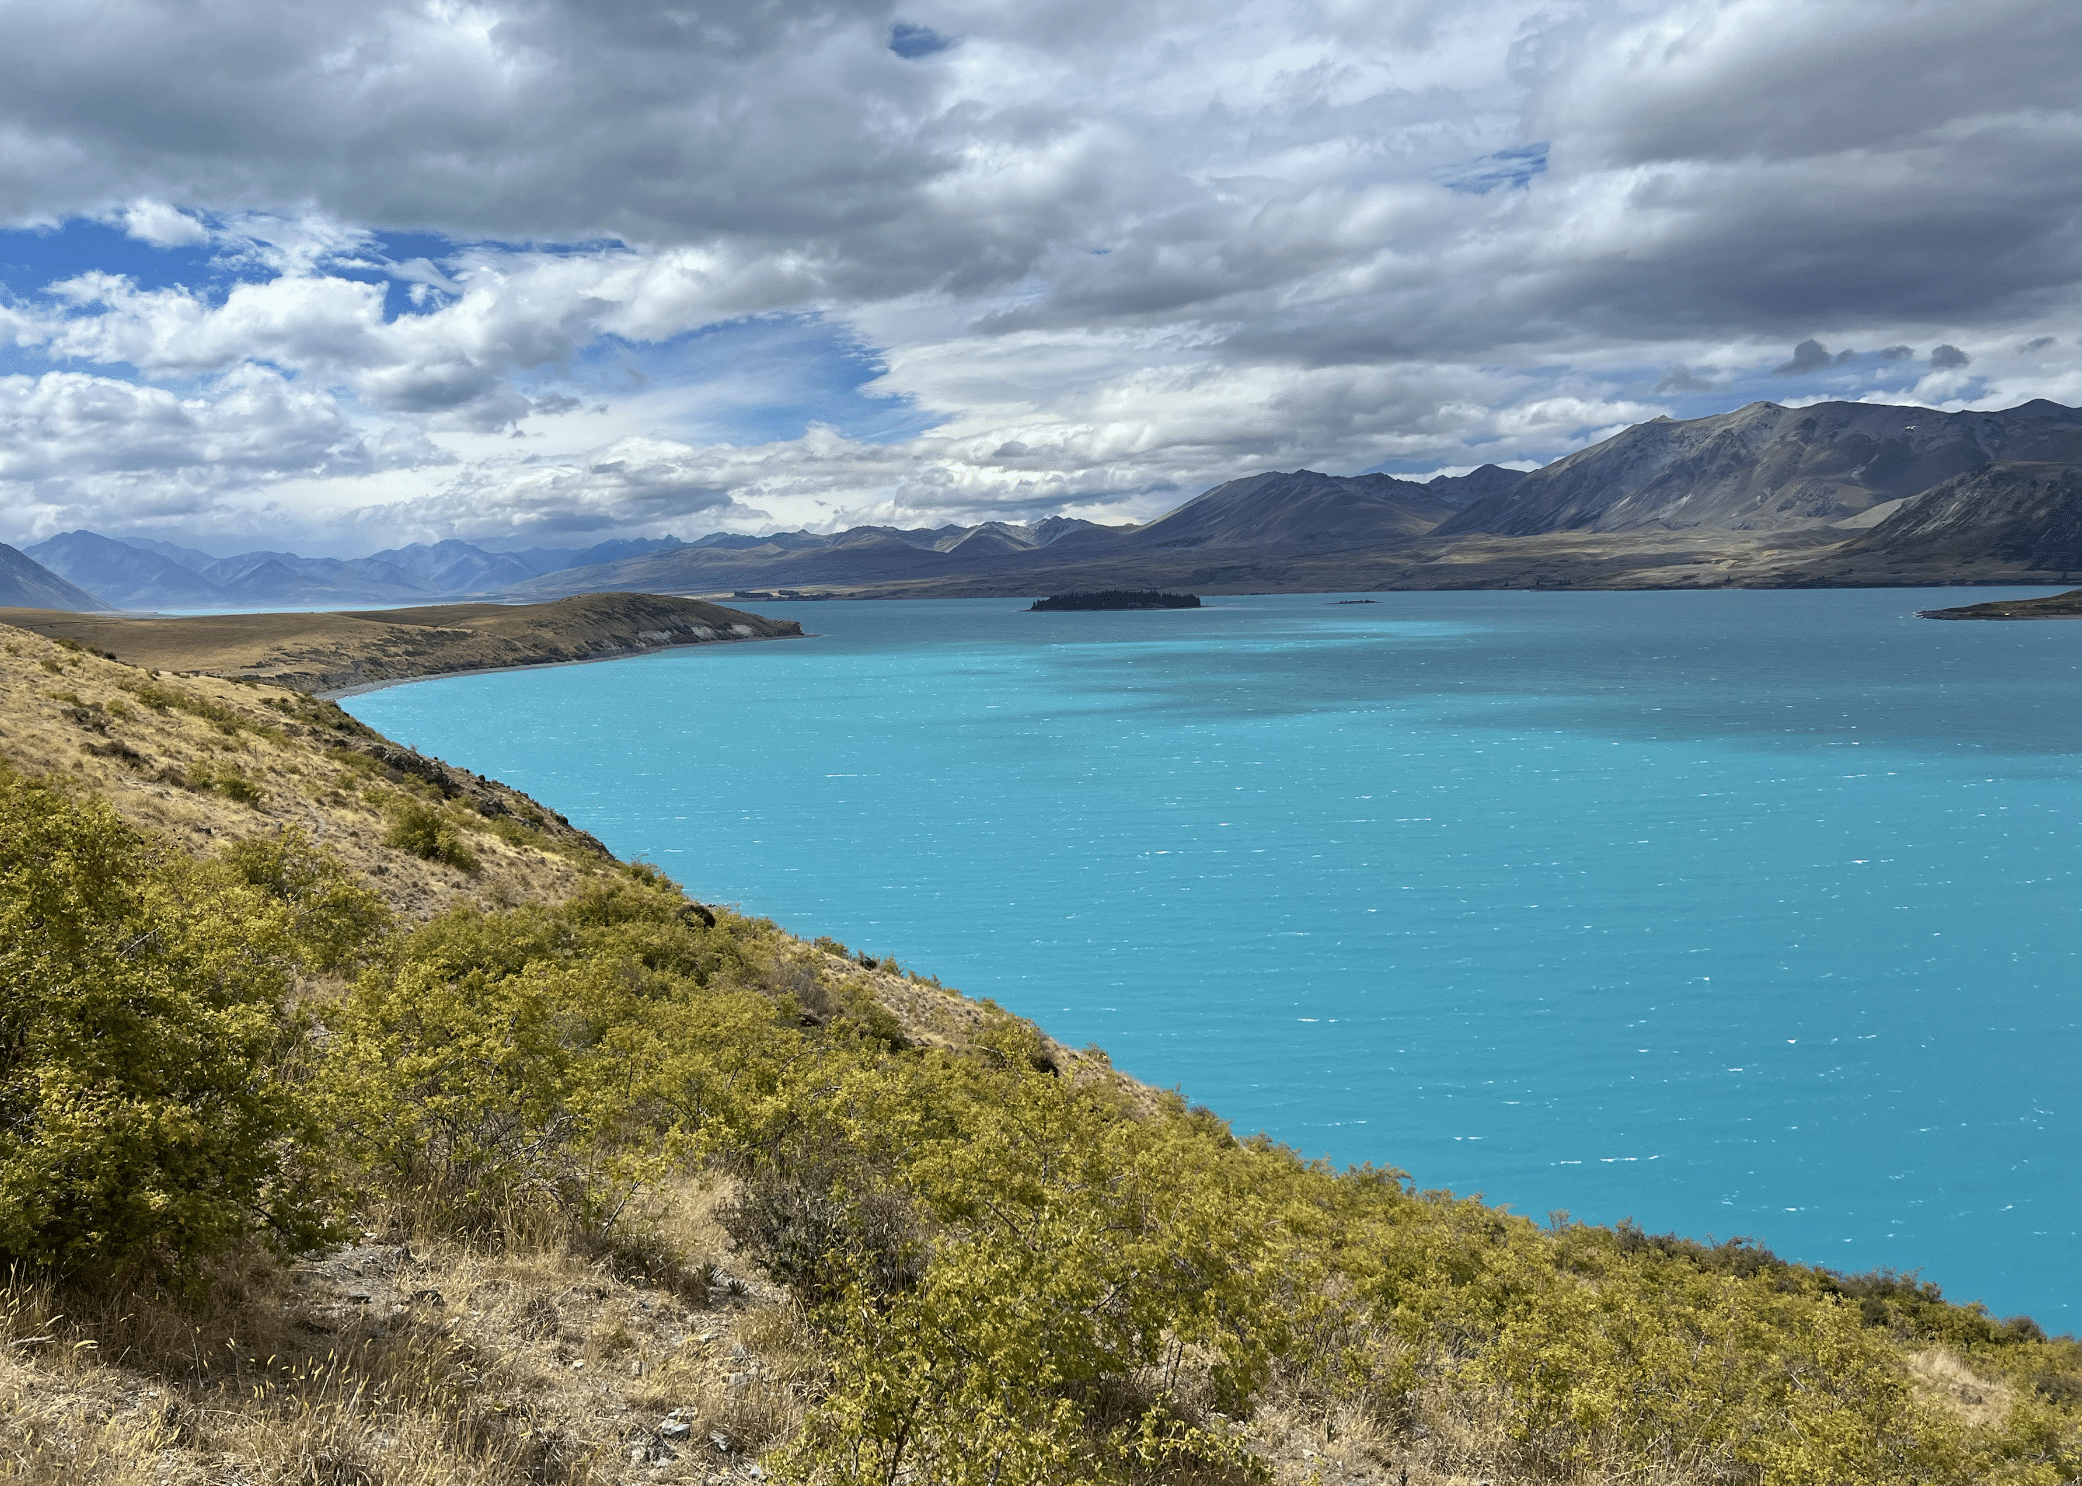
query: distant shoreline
0 592 806 696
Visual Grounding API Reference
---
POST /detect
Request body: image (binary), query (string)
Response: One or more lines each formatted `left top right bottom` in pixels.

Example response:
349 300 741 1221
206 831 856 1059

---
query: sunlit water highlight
343 589 2081 1320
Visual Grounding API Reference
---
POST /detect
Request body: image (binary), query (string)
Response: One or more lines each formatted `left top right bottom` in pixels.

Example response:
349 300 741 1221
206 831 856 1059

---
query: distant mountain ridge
497 468 1527 599
504 514 1131 600
0 544 112 612
1435 399 2082 538
491 403 2081 598
18 399 2082 610
23 532 695 611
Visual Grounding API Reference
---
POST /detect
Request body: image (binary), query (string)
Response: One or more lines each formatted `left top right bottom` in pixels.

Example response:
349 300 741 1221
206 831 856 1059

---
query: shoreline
314 628 811 699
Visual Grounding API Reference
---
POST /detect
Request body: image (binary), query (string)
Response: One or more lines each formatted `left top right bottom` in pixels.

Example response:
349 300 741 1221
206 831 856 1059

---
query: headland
1920 586 2082 619
0 591 803 695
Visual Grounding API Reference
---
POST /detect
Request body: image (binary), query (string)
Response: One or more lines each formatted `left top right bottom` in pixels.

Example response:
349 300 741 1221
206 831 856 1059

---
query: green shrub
382 798 480 873
213 829 391 974
0 771 351 1279
321 887 795 1238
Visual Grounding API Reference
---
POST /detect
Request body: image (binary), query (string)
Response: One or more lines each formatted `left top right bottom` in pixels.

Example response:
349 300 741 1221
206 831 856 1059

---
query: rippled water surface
344 589 2081 1319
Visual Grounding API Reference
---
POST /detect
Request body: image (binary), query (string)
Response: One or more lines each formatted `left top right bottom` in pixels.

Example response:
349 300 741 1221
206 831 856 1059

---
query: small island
1920 588 2082 619
1027 589 1201 611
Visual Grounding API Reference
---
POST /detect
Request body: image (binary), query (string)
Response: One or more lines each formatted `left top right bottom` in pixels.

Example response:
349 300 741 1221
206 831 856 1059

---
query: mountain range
17 532 690 611
10 397 2082 612
504 399 2082 598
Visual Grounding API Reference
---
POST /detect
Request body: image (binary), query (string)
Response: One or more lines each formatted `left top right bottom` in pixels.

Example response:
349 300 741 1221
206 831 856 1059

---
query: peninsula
0 590 802 694
1920 587 2082 619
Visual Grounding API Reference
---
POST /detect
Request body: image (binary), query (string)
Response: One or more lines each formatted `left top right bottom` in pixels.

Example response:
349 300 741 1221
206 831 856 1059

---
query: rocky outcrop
1920 587 2082 619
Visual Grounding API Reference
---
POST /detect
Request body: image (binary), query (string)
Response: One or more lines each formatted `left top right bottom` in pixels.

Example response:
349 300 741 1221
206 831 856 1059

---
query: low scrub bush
321 868 794 1239
184 759 267 805
0 773 374 1279
381 797 479 872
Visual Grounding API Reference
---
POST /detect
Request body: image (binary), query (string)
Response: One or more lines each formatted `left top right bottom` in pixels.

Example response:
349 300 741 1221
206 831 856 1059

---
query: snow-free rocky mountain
499 399 2082 597
16 398 2082 612
0 544 113 612
1433 398 2082 538
496 467 1534 600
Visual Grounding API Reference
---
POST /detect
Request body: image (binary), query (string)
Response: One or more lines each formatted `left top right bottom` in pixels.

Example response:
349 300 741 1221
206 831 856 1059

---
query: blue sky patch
0 218 227 297
550 314 944 448
1437 142 1550 194
889 21 954 58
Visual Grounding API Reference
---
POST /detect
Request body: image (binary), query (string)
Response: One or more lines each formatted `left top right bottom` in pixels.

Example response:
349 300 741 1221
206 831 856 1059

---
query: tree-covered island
1027 590 1202 611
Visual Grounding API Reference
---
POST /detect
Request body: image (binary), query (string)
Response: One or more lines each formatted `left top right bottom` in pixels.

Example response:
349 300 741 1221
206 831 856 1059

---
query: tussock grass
0 1180 810 1486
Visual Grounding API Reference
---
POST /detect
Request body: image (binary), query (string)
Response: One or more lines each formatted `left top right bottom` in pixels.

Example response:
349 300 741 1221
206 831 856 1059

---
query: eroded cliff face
1838 461 2082 576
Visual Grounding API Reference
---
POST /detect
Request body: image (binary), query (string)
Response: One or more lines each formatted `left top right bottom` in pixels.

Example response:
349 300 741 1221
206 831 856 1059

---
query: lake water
343 589 2081 1322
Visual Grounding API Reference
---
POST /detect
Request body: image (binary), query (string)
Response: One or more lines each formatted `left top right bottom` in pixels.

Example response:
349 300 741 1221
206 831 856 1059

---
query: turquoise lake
342 588 2080 1322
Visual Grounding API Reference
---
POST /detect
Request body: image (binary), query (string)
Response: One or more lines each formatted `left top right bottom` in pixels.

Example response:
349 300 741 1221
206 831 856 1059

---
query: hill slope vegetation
2 625 2079 1486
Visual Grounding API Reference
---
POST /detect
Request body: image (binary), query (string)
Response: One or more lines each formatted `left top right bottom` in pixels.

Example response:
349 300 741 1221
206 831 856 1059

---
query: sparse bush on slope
0 769 380 1280
380 794 482 872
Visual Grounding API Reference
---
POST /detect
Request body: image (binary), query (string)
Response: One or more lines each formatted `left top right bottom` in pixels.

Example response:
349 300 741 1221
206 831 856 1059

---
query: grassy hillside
2 620 2078 1486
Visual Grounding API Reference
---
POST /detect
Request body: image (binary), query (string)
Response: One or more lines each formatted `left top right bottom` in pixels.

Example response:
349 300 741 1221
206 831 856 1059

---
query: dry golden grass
1906 1347 2017 1429
0 624 606 922
0 1179 817 1486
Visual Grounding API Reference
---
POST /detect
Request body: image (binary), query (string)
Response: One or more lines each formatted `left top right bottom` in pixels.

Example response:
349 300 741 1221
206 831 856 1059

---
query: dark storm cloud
0 0 962 274
7 0 2080 356
1774 340 1859 375
889 21 955 57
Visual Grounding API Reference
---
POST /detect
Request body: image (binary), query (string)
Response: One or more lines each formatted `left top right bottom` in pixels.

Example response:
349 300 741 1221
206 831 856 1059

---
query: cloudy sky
2 0 2079 555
